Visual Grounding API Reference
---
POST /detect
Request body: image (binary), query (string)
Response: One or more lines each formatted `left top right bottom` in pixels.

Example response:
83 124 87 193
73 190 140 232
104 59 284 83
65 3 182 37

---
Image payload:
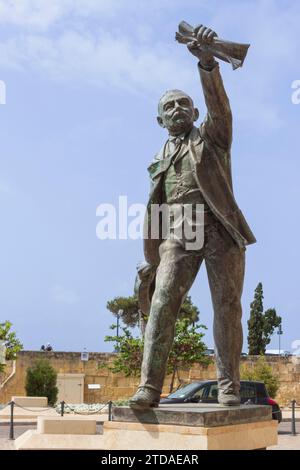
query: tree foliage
103 319 210 392
104 325 143 377
106 296 140 328
167 319 210 392
247 283 282 355
0 320 23 362
25 359 58 406
177 295 200 324
106 294 200 329
240 356 279 398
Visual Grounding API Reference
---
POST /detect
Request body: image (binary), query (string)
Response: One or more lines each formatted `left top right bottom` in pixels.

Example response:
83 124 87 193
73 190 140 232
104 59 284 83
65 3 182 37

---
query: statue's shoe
129 387 160 410
218 391 241 406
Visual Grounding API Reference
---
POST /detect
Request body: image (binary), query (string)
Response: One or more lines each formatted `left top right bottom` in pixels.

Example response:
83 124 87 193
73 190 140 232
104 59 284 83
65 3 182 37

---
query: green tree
104 325 143 377
106 294 200 335
167 319 209 392
103 319 210 393
0 321 23 372
106 296 140 328
247 283 282 355
240 356 279 398
25 359 58 406
177 295 200 324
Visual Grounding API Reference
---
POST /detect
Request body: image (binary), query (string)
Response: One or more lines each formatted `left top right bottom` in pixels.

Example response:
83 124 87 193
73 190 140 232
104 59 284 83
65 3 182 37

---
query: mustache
170 109 190 119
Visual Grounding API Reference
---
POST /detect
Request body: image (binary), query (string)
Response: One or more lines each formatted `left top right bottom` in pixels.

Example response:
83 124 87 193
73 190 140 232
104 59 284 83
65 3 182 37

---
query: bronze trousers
140 220 245 395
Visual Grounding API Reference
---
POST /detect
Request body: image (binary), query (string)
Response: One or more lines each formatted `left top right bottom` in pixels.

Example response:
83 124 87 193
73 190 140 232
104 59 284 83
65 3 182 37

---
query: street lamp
117 309 123 338
277 325 283 355
113 310 123 353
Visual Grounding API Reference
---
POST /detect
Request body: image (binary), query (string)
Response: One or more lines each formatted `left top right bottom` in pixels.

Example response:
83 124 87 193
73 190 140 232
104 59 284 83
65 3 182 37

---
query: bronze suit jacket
144 63 256 267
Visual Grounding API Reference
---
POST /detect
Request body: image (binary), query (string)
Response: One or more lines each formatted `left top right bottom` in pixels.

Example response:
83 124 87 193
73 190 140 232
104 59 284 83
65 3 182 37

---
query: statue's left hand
187 25 218 67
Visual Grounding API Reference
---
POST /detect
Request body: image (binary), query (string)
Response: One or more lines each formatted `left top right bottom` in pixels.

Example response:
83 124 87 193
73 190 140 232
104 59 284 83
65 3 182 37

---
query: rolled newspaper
176 21 250 70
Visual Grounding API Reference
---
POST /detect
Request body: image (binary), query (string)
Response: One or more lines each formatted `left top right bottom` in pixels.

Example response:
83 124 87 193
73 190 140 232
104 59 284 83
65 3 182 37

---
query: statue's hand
195 25 218 45
187 25 218 68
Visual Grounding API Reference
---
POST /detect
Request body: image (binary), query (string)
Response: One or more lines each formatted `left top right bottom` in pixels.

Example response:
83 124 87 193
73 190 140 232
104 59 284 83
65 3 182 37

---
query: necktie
169 136 183 146
168 136 184 160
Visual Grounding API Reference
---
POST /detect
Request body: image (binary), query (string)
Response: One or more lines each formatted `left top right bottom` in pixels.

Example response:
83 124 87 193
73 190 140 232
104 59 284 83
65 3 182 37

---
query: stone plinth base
103 404 277 450
37 416 97 435
15 430 102 450
14 404 278 450
102 419 277 450
12 396 48 407
15 419 277 450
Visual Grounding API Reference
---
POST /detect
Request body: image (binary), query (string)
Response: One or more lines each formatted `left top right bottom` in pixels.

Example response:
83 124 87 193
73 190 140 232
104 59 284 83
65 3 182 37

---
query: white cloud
207 0 300 131
51 284 79 304
0 0 198 30
0 0 299 130
0 30 193 95
0 0 123 30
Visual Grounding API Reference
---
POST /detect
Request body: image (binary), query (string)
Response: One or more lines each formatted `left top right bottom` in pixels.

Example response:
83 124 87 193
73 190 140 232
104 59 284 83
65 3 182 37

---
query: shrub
240 356 279 398
25 359 58 405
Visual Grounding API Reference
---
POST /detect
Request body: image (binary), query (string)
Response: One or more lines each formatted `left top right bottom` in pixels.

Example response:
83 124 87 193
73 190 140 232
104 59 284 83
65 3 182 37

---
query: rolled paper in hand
176 21 250 70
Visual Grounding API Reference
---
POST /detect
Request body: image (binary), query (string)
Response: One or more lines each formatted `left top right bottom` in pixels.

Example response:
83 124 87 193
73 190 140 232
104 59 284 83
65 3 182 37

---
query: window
192 387 206 400
240 383 257 399
167 382 204 399
193 383 218 400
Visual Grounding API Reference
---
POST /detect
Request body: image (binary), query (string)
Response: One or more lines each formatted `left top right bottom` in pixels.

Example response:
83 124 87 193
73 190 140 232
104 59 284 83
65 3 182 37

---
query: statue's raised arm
185 25 234 150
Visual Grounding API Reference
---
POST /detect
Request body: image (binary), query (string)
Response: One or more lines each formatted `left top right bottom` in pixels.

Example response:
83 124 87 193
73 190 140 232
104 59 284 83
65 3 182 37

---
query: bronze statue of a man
130 25 256 409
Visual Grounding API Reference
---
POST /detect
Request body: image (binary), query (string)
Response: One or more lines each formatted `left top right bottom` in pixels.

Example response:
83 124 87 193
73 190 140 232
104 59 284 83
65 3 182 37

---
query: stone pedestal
112 402 272 427
12 396 48 407
14 404 278 450
103 419 277 450
37 416 97 434
15 416 101 450
105 403 278 450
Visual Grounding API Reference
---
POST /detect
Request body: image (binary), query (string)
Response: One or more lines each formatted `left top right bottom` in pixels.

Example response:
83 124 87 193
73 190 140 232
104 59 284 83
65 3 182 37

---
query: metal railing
59 400 113 420
4 400 55 440
291 399 297 436
2 399 114 440
1 398 299 440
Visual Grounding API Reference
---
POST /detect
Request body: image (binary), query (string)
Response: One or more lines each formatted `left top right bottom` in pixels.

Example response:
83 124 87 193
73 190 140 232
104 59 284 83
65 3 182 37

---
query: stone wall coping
15 351 299 362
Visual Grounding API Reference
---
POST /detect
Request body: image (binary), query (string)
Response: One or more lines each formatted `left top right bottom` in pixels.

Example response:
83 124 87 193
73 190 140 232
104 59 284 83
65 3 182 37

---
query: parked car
265 349 290 357
160 380 282 422
204 348 214 356
203 349 248 357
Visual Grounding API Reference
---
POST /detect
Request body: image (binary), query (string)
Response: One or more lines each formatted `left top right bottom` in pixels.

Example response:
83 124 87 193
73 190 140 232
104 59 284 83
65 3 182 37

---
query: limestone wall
1 351 300 406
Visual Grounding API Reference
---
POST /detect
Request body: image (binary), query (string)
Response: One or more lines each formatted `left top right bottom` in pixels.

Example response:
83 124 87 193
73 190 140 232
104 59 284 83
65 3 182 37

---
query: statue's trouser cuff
137 384 161 394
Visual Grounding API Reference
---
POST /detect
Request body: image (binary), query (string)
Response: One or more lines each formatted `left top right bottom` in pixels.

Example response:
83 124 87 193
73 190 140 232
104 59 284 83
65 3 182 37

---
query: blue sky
0 0 299 353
